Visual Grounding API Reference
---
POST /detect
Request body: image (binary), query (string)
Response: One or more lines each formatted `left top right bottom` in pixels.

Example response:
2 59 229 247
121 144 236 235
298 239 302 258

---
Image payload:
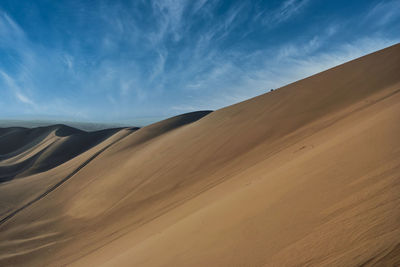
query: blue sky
0 0 399 125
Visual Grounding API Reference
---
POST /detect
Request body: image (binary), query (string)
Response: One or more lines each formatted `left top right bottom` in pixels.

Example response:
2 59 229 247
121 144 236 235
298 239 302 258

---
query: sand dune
0 125 138 182
0 44 399 266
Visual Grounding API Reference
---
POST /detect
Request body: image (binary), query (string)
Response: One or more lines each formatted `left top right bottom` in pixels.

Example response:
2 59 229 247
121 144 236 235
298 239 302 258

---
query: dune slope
0 44 399 266
0 125 137 182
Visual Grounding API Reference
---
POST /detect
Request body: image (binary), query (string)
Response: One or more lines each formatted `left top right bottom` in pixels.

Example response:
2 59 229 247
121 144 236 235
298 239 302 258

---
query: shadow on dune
0 125 139 182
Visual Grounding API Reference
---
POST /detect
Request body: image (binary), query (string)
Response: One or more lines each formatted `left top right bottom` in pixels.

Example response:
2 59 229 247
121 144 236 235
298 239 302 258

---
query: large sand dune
0 44 399 266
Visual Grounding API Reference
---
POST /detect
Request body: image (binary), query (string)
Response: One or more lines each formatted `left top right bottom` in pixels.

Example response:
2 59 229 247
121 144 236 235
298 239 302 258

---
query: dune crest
0 44 400 266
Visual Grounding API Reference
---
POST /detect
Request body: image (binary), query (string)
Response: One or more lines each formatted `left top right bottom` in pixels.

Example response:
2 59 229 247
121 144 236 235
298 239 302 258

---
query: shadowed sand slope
0 44 399 266
0 124 139 182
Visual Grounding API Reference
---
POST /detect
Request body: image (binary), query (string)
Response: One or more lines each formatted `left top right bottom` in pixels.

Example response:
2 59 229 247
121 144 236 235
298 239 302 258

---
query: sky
0 0 399 125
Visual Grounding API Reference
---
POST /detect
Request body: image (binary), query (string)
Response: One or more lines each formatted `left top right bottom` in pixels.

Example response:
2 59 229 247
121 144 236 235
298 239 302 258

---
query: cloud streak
0 70 35 106
365 0 400 26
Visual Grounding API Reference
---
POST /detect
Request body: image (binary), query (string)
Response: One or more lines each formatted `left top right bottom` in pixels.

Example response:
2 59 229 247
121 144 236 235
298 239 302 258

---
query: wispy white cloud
0 11 39 109
275 0 309 23
276 23 339 60
256 0 309 27
0 11 25 42
0 70 35 106
14 91 34 105
149 51 167 82
150 0 188 42
365 0 400 27
63 54 74 70
192 0 209 14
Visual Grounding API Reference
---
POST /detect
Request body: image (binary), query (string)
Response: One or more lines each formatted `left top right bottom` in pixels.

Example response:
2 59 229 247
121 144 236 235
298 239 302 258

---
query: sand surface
0 44 399 266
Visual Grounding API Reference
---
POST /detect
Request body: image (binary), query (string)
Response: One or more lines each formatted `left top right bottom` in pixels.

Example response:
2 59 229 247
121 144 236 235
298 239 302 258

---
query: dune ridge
0 44 399 266
0 124 139 182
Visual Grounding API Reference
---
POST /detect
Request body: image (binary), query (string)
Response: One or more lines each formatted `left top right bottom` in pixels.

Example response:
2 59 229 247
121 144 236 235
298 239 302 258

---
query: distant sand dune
0 44 399 266
0 125 137 182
